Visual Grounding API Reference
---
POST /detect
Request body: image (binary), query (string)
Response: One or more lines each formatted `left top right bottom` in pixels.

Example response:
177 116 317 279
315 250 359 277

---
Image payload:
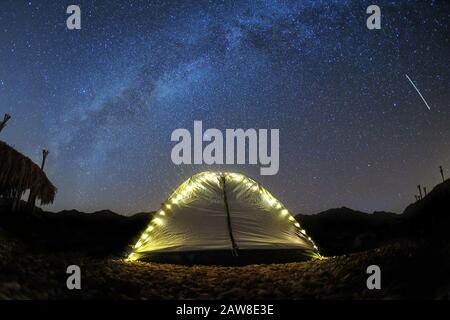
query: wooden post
12 190 22 213
0 114 11 133
440 166 445 182
423 186 427 197
28 149 50 211
41 150 49 170
417 185 422 200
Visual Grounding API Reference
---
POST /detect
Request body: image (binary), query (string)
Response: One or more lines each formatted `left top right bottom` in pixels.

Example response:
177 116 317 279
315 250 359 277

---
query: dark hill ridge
0 179 449 258
403 179 450 220
0 204 153 257
296 179 450 255
296 208 400 256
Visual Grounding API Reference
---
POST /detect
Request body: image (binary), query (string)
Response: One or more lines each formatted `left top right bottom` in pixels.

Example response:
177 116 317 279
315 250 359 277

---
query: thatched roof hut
0 140 56 205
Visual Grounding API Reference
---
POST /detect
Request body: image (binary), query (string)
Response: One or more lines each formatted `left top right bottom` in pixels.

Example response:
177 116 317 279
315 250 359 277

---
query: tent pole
220 174 239 256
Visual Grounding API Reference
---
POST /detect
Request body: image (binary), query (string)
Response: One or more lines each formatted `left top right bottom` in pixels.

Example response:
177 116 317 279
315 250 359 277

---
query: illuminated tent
128 172 320 264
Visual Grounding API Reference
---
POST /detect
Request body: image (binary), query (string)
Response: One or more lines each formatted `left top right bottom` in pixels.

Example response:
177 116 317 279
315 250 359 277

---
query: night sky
1 1 449 215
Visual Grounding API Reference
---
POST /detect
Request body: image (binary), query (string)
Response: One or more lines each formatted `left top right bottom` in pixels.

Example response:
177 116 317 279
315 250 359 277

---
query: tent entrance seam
221 175 239 256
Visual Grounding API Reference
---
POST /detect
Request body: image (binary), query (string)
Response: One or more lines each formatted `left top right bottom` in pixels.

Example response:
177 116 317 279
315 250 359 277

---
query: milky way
0 1 449 214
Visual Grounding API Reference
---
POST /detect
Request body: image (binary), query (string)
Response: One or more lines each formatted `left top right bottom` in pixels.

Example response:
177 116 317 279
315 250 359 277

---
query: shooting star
405 74 431 110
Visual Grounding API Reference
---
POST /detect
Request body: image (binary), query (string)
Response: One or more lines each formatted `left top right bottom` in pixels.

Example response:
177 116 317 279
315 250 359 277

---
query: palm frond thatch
0 141 57 205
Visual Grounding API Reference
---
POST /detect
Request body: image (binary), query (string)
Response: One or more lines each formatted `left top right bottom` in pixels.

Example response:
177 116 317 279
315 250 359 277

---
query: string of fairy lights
127 172 320 261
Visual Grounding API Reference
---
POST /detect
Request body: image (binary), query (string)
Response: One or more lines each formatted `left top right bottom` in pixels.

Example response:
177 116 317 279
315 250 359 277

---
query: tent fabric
128 172 320 261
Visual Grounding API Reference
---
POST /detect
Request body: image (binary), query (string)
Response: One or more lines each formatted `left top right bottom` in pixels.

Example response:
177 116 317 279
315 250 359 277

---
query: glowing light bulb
135 241 142 248
154 217 163 226
300 229 306 235
289 216 295 222
141 233 149 239
127 253 138 261
159 210 165 216
294 222 300 228
165 204 171 210
146 226 154 232
281 209 288 216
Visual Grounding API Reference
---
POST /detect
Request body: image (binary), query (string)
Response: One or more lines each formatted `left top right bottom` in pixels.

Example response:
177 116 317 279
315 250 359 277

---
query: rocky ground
1 230 449 300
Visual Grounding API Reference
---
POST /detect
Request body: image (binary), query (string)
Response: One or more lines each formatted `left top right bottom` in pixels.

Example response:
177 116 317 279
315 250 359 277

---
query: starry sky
0 0 449 215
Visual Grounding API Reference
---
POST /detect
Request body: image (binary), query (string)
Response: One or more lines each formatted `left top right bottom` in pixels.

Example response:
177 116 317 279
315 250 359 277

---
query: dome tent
128 172 320 264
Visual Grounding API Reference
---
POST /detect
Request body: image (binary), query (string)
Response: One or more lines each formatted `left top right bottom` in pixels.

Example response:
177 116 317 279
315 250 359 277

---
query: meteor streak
405 74 431 110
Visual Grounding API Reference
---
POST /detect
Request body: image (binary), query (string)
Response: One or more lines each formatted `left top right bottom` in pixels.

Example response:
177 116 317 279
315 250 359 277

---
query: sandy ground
1 230 449 300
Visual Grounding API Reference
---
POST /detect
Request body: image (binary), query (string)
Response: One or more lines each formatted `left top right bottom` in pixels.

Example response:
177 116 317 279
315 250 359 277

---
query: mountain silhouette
1 179 449 258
